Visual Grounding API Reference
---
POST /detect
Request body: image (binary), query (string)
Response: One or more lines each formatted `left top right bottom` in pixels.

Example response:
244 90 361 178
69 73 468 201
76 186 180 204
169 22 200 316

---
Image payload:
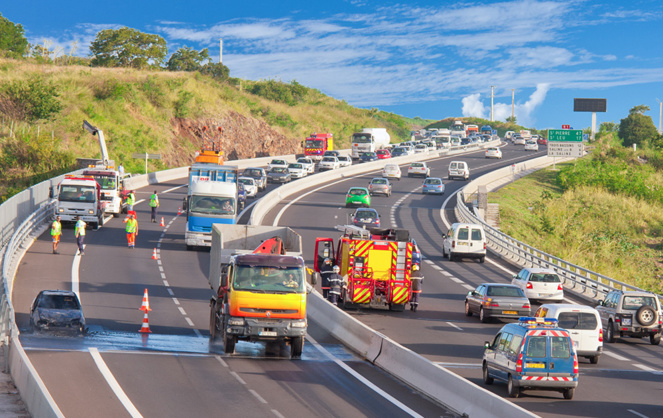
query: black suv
596 290 662 345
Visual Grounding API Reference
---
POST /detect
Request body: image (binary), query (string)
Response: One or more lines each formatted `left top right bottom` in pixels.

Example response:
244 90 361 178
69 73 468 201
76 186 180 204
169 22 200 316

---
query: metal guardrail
454 189 663 302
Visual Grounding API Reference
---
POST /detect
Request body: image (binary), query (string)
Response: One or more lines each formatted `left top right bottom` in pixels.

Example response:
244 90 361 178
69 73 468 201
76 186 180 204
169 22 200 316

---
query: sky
3 0 663 131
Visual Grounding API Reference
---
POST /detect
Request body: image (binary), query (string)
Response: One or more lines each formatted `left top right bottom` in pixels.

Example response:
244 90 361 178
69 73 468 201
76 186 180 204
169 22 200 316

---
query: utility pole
490 86 494 122
511 89 515 122
657 98 662 134
219 38 223 64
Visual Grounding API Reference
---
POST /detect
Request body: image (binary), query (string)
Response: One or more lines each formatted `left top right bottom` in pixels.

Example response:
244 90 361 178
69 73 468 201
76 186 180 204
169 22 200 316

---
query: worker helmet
333 265 340 272
324 258 331 264
412 264 420 271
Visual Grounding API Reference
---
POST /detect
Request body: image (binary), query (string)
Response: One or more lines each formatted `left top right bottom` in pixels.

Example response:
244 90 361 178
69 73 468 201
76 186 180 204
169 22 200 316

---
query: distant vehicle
596 290 662 345
382 163 401 181
465 284 531 323
535 304 603 363
448 161 470 180
513 135 526 145
376 149 391 159
287 163 308 179
267 167 292 183
414 144 428 154
296 157 315 174
524 140 539 151
318 156 341 171
368 177 392 197
511 268 564 302
359 152 379 163
304 132 334 161
408 162 430 178
337 155 353 167
238 177 258 197
402 145 415 155
352 208 381 229
267 159 288 171
241 167 267 191
390 147 407 157
537 137 548 145
323 150 341 158
351 128 391 159
442 222 486 263
485 147 503 159
422 177 445 195
345 187 371 208
505 131 515 140
450 137 461 147
30 290 86 334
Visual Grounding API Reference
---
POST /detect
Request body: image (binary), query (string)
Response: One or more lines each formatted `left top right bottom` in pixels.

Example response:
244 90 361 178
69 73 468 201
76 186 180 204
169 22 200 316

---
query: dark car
323 150 341 158
390 147 407 157
241 167 268 191
465 283 531 323
359 152 379 163
267 167 292 183
237 184 246 211
352 208 380 229
30 290 86 334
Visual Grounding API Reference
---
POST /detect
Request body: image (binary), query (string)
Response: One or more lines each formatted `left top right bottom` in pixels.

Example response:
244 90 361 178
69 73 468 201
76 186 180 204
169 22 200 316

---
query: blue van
482 317 579 399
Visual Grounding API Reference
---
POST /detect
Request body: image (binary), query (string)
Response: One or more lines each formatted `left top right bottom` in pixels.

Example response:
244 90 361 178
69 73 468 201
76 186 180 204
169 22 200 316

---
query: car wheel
563 388 574 400
507 375 520 398
636 305 657 326
465 301 473 317
479 256 485 263
482 363 494 385
651 333 661 345
590 355 600 364
480 307 489 323
606 321 615 343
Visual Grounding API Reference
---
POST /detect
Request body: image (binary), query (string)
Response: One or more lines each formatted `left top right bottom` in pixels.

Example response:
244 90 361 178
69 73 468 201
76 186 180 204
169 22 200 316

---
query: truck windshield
92 175 117 190
233 266 305 293
305 140 323 148
352 134 373 144
59 185 96 202
190 196 235 215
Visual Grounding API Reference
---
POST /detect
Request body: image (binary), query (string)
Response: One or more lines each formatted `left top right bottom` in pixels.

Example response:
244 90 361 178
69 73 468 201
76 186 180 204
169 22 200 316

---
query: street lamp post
657 98 662 135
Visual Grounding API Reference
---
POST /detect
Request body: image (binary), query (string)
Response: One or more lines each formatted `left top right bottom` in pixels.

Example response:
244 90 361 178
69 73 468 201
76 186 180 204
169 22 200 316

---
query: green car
345 187 371 208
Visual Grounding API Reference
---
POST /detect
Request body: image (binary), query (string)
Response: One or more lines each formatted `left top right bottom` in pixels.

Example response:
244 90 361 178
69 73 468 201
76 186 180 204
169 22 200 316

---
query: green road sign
548 129 583 142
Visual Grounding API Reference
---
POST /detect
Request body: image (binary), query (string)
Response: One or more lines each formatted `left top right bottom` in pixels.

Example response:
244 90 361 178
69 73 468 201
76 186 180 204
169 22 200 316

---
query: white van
535 304 603 364
442 223 486 263
448 161 470 180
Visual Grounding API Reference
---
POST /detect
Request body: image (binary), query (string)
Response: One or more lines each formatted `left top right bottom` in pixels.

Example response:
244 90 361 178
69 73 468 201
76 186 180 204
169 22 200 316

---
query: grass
490 163 663 294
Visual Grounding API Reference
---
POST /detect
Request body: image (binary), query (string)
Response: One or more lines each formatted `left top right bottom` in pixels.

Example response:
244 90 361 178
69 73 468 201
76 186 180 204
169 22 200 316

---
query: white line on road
633 364 659 373
602 351 630 362
230 371 246 385
307 335 424 418
461 284 475 291
628 409 650 418
161 184 187 194
446 322 463 331
71 247 83 299
249 389 268 404
449 277 464 284
89 347 143 418
184 317 195 327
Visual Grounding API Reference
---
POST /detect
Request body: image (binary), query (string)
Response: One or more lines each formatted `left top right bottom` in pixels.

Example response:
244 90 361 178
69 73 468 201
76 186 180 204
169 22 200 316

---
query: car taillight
515 353 523 373
522 303 530 309
526 282 533 289
376 219 380 225
452 241 456 249
599 328 603 342
557 284 563 291
483 242 486 250
573 353 579 374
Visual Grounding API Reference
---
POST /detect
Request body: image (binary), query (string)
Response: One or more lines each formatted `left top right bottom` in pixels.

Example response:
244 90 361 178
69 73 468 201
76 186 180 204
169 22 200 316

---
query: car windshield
298 159 311 164
486 286 524 297
411 163 423 168
271 167 287 173
288 164 302 169
558 312 598 330
350 189 367 196
38 294 81 310
356 210 374 218
233 266 305 293
238 178 252 185
243 169 261 177
363 153 376 157
425 179 441 185
529 273 561 283
322 157 335 162
372 179 387 184
58 185 96 202
305 139 323 148
271 160 285 165
623 296 657 310
352 134 372 144
91 175 117 191
190 196 235 215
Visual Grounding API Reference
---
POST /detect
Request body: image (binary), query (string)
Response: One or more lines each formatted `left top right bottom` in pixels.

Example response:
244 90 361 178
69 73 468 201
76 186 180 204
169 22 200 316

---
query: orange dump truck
314 225 414 311
208 224 307 358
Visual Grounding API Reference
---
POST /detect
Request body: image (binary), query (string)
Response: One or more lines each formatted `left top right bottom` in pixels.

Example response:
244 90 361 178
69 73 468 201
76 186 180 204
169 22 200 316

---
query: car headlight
88 210 94 214
58 208 64 213
228 318 245 326
291 319 307 328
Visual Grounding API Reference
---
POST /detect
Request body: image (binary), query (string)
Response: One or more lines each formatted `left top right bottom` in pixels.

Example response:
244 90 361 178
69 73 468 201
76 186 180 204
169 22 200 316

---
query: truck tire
113 212 120 218
209 303 219 340
291 336 304 358
563 388 574 400
223 323 236 354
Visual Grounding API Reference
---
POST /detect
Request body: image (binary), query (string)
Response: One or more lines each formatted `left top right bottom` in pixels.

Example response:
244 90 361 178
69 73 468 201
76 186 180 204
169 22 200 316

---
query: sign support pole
591 112 596 141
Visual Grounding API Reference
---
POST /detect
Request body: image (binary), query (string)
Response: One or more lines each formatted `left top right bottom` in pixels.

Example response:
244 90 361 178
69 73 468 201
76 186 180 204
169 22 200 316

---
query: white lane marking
215 355 228 368
249 389 268 404
461 284 475 291
178 307 186 316
602 351 630 362
272 410 285 418
447 322 463 331
71 248 83 299
185 317 195 327
230 371 246 385
163 280 169 287
423 260 435 265
172 298 180 305
167 288 174 296
431 265 443 271
449 277 464 284
134 199 146 205
628 409 649 418
161 184 187 194
307 335 424 418
89 347 143 418
633 364 659 373
160 273 166 279
441 271 452 276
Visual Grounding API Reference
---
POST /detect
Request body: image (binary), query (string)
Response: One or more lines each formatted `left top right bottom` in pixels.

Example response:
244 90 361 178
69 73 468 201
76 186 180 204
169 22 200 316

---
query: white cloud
462 94 486 118
461 83 550 126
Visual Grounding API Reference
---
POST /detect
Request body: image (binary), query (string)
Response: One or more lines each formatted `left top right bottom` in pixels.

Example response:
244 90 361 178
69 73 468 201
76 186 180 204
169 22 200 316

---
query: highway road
13 142 663 417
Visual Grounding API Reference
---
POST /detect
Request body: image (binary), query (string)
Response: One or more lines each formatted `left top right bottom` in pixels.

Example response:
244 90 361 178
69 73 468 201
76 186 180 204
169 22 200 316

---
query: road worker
74 216 86 256
328 265 344 306
126 190 136 211
410 264 423 312
51 216 61 254
149 190 159 222
320 257 333 299
123 213 138 249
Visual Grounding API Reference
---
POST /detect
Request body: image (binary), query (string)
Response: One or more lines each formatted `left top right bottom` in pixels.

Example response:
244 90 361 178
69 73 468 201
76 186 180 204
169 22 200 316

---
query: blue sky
3 0 663 130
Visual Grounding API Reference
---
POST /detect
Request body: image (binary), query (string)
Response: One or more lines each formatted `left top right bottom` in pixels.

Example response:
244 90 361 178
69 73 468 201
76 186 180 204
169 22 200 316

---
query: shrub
0 76 62 121
174 91 193 118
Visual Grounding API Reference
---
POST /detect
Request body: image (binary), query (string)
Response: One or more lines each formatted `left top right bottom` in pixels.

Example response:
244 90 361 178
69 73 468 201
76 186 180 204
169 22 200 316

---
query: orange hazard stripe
392 287 408 304
353 288 371 303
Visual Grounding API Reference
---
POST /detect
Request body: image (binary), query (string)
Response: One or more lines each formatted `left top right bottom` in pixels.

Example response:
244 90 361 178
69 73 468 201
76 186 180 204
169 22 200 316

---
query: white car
318 156 340 171
513 135 526 145
296 157 315 174
524 140 539 151
382 163 401 181
267 159 288 170
414 144 428 154
485 147 503 159
407 162 430 178
512 267 564 302
402 146 415 155
450 137 461 147
337 155 352 168
448 161 470 180
238 177 258 197
287 163 308 179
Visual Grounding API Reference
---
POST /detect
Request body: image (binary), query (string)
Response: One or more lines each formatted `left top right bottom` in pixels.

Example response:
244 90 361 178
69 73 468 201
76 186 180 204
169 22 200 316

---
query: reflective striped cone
139 311 151 333
160 217 165 227
152 248 158 260
140 288 151 312
177 207 182 215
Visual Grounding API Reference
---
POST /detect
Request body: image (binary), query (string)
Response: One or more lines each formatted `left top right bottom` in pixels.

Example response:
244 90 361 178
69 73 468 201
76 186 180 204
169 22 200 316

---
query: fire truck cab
314 225 414 311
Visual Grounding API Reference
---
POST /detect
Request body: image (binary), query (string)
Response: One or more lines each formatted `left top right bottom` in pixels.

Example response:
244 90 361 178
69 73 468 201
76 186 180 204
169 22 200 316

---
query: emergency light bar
518 317 559 327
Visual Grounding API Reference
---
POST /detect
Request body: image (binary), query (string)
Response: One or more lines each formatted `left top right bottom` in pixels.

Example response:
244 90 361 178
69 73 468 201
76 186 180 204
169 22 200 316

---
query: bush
0 76 62 121
248 79 308 106
174 91 193 118
94 78 134 101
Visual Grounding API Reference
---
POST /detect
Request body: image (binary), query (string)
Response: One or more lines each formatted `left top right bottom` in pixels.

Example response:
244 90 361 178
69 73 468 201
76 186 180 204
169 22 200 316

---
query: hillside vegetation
0 59 433 201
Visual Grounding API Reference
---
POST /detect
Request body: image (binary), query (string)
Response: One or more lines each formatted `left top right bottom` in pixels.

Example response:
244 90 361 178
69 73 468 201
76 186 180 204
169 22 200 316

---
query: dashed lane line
89 348 143 418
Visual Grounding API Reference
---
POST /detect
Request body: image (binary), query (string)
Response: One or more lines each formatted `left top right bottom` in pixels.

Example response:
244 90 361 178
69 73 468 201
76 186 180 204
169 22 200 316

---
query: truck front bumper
226 317 307 340
185 232 212 247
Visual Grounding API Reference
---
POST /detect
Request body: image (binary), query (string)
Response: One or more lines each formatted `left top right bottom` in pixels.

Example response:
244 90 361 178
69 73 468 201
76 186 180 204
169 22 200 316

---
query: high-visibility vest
149 194 158 207
51 221 61 236
125 218 137 233
75 220 86 236
126 192 135 206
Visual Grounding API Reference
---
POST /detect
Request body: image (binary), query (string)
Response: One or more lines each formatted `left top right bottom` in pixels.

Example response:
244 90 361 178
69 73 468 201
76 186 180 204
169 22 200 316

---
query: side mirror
311 272 319 286
484 341 491 349
49 186 54 199
220 273 228 288
597 300 604 306
182 197 188 211
467 291 473 296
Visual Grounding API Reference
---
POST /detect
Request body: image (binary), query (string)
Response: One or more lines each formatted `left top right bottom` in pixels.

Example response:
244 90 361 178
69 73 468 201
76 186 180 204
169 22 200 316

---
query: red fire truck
314 225 414 311
304 133 334 161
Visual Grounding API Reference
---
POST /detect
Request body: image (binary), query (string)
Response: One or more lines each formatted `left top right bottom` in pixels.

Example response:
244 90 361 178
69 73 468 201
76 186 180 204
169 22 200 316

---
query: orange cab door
314 238 335 272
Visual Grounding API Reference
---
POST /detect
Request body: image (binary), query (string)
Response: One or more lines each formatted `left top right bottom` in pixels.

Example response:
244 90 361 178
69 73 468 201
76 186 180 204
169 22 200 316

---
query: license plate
502 311 517 315
259 331 277 337
457 242 468 246
526 363 545 368
622 318 632 326
539 293 551 297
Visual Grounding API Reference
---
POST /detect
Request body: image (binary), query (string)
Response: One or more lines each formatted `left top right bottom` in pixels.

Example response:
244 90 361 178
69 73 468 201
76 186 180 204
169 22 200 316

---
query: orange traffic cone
139 311 151 333
160 217 165 227
177 207 182 215
140 288 151 312
152 248 158 260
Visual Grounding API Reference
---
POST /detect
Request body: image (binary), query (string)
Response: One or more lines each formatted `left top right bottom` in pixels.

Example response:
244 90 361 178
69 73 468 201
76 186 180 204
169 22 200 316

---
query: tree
506 115 517 123
599 121 619 133
166 47 210 71
200 62 230 81
619 105 659 148
0 13 29 58
90 27 167 69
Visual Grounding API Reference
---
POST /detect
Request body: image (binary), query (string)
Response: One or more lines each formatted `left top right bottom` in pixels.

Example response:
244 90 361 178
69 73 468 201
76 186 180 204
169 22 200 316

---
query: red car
537 137 548 145
376 149 392 159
